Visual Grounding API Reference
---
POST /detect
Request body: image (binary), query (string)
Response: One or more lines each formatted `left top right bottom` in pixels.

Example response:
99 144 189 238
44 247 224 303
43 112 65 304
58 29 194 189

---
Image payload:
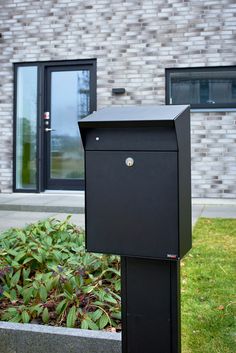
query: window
166 67 236 110
15 65 38 190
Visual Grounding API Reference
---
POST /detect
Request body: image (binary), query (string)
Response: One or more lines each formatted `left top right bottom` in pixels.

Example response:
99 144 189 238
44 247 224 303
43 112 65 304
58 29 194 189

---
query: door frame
42 60 96 191
13 59 97 193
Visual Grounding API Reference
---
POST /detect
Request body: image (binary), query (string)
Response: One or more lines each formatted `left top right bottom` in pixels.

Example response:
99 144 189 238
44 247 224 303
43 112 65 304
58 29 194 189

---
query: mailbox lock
125 157 134 167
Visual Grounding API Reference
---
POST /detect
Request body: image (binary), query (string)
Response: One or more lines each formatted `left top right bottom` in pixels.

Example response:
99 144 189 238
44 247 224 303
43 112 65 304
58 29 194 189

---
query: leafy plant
0 216 121 330
2 215 234 352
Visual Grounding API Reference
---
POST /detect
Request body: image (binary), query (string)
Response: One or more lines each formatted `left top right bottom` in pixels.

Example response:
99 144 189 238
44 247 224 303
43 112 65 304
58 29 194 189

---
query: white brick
0 0 236 196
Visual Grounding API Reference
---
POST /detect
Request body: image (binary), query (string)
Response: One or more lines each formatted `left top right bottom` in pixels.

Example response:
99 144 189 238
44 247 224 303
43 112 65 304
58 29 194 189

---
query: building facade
0 0 236 197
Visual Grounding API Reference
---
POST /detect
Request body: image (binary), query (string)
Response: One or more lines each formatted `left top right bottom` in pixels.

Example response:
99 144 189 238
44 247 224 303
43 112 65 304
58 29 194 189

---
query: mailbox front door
44 64 96 190
86 151 179 260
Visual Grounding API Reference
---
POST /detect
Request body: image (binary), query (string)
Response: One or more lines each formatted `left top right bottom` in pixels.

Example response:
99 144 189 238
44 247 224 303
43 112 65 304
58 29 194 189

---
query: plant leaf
42 307 49 324
39 286 48 302
10 289 17 301
10 270 21 287
23 257 33 264
87 318 99 330
104 294 117 304
115 280 121 291
81 319 89 330
56 299 68 315
32 253 43 264
3 291 12 300
9 313 21 323
18 232 26 243
92 309 103 322
64 281 73 295
23 287 34 305
15 251 26 263
111 312 121 320
23 268 31 282
22 311 30 323
66 305 77 328
99 314 109 329
45 236 52 246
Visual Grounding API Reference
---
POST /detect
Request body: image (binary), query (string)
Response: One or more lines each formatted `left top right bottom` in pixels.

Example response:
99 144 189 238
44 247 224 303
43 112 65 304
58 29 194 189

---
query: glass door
44 65 95 190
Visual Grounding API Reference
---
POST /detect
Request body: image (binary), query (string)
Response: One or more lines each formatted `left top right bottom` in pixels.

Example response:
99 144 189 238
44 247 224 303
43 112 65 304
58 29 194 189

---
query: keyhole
125 157 134 167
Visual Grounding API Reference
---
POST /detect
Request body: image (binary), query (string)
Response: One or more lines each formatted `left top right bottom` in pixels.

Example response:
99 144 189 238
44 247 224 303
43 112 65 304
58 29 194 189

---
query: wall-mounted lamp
112 88 126 95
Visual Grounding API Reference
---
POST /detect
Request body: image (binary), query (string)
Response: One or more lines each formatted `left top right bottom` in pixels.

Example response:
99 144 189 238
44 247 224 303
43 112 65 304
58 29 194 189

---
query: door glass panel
16 66 37 189
50 70 90 179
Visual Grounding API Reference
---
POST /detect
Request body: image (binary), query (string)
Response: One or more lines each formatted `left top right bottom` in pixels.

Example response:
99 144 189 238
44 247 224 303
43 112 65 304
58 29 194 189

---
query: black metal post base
121 257 180 353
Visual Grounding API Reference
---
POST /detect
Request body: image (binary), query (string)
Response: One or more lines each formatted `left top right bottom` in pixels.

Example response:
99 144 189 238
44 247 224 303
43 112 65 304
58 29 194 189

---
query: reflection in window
16 67 37 189
50 70 90 179
166 67 236 109
77 70 90 120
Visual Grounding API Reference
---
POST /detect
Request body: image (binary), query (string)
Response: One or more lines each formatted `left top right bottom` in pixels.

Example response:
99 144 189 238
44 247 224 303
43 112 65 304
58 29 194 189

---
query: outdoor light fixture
112 88 126 94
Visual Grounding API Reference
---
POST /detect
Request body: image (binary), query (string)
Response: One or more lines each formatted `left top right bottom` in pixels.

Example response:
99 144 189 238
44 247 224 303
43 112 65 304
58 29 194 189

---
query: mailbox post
79 105 192 353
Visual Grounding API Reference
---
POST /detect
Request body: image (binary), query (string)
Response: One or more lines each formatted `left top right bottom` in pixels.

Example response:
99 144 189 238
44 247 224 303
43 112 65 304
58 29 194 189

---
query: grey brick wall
191 111 236 198
0 0 236 197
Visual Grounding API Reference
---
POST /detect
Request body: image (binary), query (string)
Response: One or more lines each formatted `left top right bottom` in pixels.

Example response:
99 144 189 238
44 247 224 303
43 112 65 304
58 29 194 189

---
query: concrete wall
0 0 236 197
0 321 121 353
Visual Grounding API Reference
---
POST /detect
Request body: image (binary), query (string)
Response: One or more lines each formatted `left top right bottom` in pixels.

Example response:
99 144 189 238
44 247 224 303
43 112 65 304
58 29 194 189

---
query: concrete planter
0 321 121 353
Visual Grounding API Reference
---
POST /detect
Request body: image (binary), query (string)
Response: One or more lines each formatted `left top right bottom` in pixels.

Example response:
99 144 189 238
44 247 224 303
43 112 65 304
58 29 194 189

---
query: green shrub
0 216 121 330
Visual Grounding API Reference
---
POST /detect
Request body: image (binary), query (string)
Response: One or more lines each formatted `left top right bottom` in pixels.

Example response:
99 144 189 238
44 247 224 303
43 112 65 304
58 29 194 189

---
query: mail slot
79 105 191 260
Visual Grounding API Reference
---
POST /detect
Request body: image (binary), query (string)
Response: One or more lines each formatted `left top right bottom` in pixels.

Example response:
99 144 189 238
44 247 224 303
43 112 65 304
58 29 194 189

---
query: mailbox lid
85 150 179 260
80 105 189 125
79 105 189 151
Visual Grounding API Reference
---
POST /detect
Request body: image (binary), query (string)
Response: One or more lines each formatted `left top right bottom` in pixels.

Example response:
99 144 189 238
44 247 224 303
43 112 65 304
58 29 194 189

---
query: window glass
167 68 236 109
16 66 37 189
50 70 90 179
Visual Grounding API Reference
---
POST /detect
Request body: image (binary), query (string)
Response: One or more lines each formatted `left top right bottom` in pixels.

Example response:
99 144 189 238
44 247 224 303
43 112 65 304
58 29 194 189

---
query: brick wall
0 0 236 197
191 111 236 197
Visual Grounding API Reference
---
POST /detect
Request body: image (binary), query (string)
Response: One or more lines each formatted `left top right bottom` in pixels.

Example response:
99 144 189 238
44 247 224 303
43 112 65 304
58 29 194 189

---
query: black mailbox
79 105 191 260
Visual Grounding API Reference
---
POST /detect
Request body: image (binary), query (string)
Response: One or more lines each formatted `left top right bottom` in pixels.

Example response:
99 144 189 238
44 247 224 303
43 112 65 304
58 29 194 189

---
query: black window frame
165 66 236 110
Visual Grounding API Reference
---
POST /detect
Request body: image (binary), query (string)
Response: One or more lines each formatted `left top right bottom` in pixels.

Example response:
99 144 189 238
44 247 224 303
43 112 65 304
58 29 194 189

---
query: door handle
45 128 55 132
